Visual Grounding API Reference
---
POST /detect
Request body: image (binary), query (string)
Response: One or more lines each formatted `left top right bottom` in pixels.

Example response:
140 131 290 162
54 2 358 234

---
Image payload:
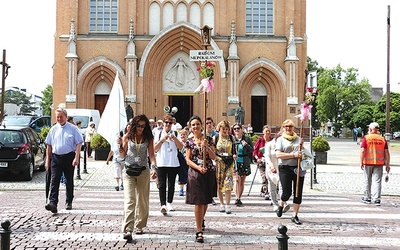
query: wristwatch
151 164 158 170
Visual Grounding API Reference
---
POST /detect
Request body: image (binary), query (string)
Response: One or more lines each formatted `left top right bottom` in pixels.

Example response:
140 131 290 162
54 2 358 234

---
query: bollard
0 219 11 250
276 225 289 250
76 162 81 180
83 145 88 174
313 157 318 184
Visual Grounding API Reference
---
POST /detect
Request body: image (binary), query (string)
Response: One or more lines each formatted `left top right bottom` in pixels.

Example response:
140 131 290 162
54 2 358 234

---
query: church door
95 95 109 116
168 96 192 126
251 96 266 132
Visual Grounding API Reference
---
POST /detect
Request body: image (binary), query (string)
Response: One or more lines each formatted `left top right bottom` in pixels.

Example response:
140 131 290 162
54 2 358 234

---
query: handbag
125 164 146 176
300 148 315 171
221 156 234 166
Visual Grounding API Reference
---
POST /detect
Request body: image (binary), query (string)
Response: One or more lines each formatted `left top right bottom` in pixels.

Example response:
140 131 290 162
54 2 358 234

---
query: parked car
0 126 46 181
1 115 51 133
393 131 400 139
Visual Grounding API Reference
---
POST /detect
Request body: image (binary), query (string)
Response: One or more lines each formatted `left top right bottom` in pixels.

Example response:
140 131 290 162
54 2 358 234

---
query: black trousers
157 167 179 205
278 165 305 204
48 152 76 206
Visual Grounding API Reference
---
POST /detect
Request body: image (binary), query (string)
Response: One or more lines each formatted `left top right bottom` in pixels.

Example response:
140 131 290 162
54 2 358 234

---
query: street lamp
1 49 11 123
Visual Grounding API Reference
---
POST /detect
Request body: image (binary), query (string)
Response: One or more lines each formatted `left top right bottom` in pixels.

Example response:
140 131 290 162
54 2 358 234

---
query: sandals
196 231 204 243
123 231 133 241
136 228 143 235
202 220 206 230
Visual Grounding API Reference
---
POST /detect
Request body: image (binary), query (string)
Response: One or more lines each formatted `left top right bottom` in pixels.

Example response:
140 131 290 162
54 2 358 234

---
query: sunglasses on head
164 121 173 124
136 124 146 128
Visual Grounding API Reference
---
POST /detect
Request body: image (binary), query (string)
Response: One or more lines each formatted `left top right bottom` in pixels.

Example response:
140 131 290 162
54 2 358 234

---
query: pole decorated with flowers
295 88 315 197
196 25 213 163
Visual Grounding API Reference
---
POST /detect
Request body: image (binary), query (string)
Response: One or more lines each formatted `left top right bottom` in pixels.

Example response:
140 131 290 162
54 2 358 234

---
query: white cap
149 119 155 123
369 122 379 130
157 119 163 123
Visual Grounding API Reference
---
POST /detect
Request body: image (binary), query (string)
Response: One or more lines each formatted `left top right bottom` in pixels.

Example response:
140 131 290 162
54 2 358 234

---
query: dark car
1 115 51 133
0 126 46 181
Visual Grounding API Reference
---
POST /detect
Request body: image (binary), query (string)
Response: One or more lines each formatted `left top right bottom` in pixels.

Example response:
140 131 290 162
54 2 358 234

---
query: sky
307 0 400 92
1 0 399 97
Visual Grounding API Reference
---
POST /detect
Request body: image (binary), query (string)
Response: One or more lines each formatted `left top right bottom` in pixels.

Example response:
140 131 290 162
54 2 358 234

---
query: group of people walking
44 108 391 245
111 112 310 244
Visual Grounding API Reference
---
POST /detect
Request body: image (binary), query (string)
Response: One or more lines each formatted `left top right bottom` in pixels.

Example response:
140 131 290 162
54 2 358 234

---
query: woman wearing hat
85 122 96 158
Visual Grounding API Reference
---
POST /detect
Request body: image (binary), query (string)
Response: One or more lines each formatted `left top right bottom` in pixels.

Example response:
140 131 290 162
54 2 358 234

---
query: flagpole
385 5 391 140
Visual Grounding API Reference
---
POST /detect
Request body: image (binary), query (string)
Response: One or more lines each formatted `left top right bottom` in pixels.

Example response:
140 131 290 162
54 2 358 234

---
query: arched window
176 3 187 22
203 3 215 34
163 2 174 28
149 2 161 35
190 3 201 28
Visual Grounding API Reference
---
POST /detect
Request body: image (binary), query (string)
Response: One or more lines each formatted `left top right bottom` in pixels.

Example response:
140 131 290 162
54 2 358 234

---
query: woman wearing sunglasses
275 119 304 225
232 123 253 206
154 114 184 215
119 114 157 241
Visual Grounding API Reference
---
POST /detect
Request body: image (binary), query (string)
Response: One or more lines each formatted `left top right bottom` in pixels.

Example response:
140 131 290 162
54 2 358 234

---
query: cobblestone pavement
0 139 399 249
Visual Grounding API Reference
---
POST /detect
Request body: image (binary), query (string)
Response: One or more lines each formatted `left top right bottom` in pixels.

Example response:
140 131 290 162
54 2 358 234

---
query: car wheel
22 161 34 181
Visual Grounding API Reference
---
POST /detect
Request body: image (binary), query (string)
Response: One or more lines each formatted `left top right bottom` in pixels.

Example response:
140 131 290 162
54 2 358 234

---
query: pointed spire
68 19 76 43
285 21 298 61
126 19 137 59
230 19 236 44
228 19 239 60
288 21 295 46
66 19 78 58
128 19 134 41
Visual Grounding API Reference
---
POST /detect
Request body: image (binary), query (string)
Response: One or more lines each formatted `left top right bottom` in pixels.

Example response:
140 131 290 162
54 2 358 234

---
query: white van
65 109 101 137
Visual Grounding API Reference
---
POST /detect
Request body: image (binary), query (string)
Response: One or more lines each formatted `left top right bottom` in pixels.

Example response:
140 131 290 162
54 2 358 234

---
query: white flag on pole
97 71 127 151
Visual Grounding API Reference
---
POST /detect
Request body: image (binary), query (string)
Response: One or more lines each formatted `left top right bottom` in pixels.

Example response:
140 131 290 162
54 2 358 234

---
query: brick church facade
53 0 307 132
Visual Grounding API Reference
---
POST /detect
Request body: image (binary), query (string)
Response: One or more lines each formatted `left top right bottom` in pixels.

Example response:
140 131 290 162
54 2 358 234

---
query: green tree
40 85 53 116
314 65 373 137
5 91 36 115
373 92 400 134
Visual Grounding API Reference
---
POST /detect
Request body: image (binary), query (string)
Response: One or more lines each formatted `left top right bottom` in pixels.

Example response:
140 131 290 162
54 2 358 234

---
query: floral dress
215 135 234 192
185 136 216 205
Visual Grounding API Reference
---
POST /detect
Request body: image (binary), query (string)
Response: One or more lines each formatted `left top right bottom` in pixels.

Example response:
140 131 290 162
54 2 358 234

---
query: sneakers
167 203 175 211
361 197 371 204
291 215 302 225
179 188 184 196
374 200 381 206
120 184 124 191
115 186 119 191
264 194 270 200
225 205 232 214
219 205 225 212
65 203 72 210
211 198 217 205
45 203 58 214
283 203 290 213
235 199 243 206
276 206 283 217
160 205 167 215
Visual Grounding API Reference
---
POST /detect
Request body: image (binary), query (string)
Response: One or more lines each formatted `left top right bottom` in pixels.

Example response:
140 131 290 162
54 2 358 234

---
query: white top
154 129 180 167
